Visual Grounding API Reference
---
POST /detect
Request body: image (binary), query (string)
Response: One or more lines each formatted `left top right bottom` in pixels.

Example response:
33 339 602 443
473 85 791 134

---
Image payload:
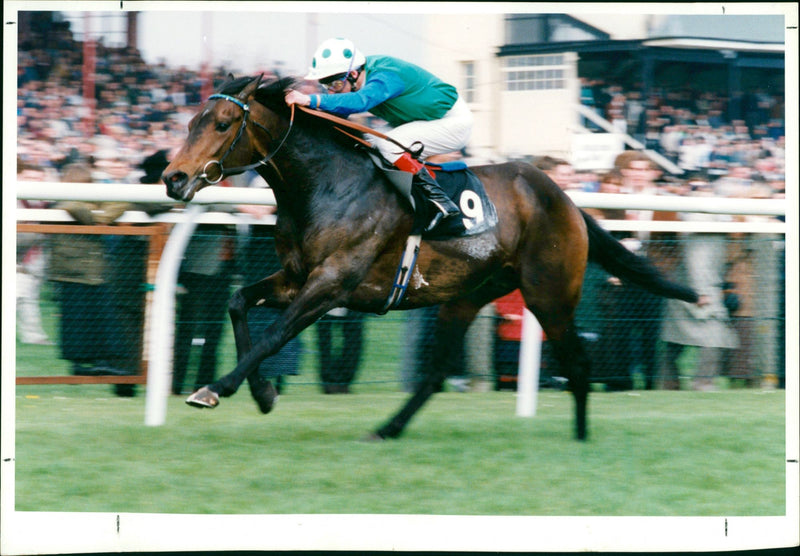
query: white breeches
371 97 473 163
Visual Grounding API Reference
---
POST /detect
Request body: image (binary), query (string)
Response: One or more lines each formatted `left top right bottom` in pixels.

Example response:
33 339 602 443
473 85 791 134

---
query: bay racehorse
162 75 697 441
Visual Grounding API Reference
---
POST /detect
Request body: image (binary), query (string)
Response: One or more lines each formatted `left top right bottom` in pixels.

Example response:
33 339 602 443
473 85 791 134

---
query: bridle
199 93 295 184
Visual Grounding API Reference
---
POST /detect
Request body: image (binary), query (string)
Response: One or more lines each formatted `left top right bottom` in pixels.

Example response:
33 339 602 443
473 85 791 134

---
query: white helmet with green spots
305 38 366 81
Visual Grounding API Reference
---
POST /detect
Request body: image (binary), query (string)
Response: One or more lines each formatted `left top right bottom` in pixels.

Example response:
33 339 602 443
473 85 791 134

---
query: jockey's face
322 72 349 93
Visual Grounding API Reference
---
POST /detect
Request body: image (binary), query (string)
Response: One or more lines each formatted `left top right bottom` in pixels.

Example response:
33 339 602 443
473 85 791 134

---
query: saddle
365 155 501 312
366 153 498 239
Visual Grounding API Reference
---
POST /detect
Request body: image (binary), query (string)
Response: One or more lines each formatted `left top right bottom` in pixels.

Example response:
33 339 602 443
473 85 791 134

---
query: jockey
285 37 473 232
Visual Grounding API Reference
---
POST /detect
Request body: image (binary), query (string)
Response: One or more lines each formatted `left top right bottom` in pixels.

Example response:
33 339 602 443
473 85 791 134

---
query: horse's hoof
251 380 278 414
360 432 386 443
186 387 219 409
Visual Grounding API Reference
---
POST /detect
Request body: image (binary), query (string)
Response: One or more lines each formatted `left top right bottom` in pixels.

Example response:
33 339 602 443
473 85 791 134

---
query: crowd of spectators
17 20 787 196
17 25 279 183
580 77 786 197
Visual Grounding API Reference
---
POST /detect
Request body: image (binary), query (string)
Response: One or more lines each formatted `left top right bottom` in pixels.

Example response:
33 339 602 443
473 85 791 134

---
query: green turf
12 286 787 516
13 386 785 516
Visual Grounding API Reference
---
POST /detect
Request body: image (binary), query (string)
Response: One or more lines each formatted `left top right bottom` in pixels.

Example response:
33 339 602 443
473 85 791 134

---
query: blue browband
208 93 249 112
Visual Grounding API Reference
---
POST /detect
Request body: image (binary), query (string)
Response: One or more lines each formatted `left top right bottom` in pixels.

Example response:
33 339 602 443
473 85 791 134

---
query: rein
296 105 424 159
199 93 295 184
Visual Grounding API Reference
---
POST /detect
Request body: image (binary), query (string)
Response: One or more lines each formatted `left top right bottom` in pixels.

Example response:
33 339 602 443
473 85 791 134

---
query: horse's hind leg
547 325 591 440
524 297 591 440
519 217 590 440
522 278 591 440
374 299 481 440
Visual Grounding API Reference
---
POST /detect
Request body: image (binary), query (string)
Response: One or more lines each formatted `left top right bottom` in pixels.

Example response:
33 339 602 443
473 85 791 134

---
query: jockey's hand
285 90 311 107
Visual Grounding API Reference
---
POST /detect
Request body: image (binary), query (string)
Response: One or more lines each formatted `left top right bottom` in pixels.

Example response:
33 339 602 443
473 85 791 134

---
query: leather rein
296 105 423 158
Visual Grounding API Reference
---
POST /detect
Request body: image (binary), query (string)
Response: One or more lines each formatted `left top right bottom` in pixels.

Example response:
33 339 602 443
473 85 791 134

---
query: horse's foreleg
226 271 297 412
229 270 296 360
189 268 344 410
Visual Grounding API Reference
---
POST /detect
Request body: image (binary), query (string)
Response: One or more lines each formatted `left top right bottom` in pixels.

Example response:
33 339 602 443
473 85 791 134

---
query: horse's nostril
163 170 191 200
163 171 187 186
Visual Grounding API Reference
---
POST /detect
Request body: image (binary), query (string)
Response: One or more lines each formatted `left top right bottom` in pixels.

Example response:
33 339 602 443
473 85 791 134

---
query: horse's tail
582 210 698 303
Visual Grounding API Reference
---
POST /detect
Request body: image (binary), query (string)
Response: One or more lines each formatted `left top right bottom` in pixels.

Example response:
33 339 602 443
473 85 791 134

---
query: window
461 61 476 103
503 54 566 91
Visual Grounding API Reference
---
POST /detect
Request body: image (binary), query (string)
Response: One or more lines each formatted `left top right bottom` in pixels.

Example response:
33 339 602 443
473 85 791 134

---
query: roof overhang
498 37 785 70
642 37 784 53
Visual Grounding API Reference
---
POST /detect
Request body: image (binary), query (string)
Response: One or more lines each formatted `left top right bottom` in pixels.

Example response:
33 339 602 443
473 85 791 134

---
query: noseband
199 93 294 184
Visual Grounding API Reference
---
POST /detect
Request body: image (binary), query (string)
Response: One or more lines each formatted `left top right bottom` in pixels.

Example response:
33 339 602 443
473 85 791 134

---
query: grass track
14 386 785 516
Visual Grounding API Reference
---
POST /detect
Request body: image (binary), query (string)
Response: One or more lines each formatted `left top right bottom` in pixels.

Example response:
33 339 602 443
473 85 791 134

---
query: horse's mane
217 75 368 144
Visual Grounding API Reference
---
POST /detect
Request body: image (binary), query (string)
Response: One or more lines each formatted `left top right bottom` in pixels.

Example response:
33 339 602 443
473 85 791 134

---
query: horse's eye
216 122 231 132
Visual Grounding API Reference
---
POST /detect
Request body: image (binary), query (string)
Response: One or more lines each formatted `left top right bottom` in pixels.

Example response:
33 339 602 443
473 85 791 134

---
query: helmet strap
347 69 362 92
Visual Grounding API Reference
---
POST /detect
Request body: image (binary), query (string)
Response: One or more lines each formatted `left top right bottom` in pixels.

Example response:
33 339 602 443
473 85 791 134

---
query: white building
423 12 786 171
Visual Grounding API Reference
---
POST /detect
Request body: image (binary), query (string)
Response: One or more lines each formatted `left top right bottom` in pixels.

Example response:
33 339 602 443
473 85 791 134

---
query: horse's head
163 75 272 201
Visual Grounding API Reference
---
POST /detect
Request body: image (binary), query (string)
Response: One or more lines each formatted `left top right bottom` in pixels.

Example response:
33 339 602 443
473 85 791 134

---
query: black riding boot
412 167 460 232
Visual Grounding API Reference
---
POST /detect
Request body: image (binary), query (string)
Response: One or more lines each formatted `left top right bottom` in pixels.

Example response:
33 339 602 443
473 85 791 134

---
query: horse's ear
282 77 297 93
239 74 263 101
220 73 235 88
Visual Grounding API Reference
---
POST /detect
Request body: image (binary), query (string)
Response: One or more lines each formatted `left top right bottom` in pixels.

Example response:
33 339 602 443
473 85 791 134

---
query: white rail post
516 308 543 417
144 204 205 426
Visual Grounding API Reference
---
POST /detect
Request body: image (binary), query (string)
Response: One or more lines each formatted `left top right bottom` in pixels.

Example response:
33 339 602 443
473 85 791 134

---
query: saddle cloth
367 153 498 239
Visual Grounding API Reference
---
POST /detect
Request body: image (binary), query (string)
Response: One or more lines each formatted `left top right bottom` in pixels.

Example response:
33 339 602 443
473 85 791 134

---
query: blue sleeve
314 71 405 116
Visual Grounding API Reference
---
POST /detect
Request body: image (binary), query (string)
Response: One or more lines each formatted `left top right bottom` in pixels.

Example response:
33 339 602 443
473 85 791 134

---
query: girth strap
379 234 422 314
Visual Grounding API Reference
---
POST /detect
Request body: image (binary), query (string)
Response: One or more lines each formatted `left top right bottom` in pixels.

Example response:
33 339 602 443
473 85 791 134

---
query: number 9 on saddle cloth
367 153 498 239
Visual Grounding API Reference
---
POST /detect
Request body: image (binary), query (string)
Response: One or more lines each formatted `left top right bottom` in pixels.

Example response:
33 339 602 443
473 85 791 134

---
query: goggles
320 73 350 92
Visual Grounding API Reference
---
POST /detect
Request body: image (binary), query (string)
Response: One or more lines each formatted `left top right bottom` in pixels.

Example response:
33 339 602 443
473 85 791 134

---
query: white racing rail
16 181 788 424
